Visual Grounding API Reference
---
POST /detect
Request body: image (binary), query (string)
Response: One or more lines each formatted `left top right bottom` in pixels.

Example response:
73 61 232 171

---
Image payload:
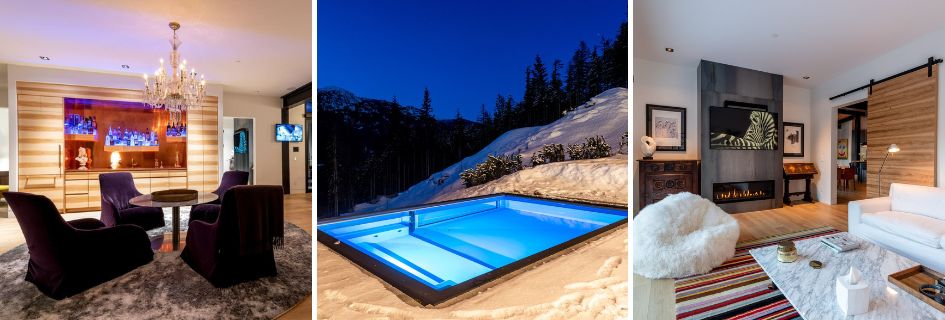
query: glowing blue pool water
317 195 627 291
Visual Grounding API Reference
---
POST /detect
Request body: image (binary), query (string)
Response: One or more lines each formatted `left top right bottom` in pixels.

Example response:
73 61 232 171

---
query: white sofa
849 183 945 272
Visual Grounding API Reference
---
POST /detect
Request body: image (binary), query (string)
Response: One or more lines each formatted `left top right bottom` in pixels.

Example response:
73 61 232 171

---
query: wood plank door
866 65 938 197
17 94 65 209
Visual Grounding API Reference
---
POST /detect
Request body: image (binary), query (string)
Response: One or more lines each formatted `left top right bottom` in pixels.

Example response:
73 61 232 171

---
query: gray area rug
0 223 312 319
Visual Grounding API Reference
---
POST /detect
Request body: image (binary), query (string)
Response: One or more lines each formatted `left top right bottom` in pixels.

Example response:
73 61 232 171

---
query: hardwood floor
0 193 313 319
632 202 849 320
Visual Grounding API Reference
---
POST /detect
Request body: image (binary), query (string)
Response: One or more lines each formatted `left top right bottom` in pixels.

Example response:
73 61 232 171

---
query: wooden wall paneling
866 65 938 197
186 96 220 193
16 93 65 209
15 82 211 213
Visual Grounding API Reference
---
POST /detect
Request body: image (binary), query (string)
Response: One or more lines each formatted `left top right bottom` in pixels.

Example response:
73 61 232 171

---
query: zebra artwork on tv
709 107 778 150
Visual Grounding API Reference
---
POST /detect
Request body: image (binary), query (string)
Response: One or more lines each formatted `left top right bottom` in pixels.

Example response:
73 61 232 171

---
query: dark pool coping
316 193 629 307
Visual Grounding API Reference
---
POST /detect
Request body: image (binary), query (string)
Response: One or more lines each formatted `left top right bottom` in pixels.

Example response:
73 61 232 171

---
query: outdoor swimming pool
316 194 628 305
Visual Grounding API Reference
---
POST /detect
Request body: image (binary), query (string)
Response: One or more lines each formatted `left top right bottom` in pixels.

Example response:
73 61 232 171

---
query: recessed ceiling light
665 48 674 53
235 60 241 63
121 64 130 69
803 76 811 79
39 56 50 61
771 33 779 38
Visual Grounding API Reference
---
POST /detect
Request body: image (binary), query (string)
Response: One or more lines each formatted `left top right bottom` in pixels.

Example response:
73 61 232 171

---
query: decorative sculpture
75 147 90 170
641 136 657 159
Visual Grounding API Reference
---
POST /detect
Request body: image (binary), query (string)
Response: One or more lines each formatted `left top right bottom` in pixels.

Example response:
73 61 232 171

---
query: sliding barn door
866 65 938 197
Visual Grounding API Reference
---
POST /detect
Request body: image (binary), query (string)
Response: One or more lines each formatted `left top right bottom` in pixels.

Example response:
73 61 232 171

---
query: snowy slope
434 155 628 205
353 87 628 212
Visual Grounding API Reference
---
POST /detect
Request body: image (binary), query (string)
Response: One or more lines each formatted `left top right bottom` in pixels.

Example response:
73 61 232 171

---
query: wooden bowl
151 189 198 202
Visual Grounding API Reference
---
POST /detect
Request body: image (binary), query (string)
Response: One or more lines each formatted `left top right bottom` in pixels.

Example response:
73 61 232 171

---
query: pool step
359 235 492 289
412 229 516 269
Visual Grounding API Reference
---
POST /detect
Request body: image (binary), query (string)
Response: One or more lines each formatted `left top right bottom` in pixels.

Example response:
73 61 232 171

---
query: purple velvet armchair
3 192 153 299
99 172 165 231
189 170 249 224
181 185 284 287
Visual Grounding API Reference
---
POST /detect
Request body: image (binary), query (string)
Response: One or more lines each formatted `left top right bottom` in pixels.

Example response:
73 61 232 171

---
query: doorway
222 117 255 184
836 101 867 204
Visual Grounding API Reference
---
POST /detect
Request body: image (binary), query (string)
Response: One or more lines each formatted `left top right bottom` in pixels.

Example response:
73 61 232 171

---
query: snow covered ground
434 155 628 205
316 224 628 319
354 87 628 213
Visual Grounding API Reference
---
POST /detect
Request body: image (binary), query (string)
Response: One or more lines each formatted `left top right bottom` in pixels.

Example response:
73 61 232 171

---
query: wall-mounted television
709 107 778 150
275 124 304 142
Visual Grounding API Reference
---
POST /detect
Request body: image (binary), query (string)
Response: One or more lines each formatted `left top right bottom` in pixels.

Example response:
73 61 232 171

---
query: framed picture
709 107 778 150
646 104 686 151
783 122 804 157
837 138 849 160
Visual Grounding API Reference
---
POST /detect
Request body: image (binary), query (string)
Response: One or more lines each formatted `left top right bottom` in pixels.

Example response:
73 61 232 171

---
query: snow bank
354 87 628 212
433 156 628 205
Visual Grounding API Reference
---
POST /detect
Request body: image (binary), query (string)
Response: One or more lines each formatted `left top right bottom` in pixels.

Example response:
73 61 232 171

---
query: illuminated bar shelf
64 133 96 142
166 136 186 143
103 145 160 153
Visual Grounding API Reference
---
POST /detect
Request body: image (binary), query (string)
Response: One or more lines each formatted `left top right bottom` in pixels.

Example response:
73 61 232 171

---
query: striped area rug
674 226 839 320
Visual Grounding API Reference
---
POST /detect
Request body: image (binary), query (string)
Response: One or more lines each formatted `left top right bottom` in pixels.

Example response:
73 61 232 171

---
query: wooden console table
638 160 700 207
783 163 818 205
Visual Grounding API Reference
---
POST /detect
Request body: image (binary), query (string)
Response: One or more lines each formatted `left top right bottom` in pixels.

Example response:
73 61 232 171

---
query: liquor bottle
91 116 97 133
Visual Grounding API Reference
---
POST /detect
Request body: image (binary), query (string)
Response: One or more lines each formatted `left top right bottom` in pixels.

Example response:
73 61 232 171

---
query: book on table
821 234 859 253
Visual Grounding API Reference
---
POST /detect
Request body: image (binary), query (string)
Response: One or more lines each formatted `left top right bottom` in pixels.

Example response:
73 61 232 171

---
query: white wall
0 64 8 172
632 58 814 211
811 24 945 204
288 103 307 194
221 92 283 187
632 59 698 213
222 117 235 170
5 64 224 190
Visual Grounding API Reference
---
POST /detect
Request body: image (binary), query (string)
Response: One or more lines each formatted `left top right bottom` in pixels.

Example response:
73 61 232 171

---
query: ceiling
634 0 945 88
0 0 311 96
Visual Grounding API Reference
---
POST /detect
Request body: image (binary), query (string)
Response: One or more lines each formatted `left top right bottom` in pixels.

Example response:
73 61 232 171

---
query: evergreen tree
587 47 605 97
521 66 535 126
494 94 507 133
612 22 628 88
550 59 566 119
566 41 591 110
477 104 494 146
419 87 436 177
530 55 549 125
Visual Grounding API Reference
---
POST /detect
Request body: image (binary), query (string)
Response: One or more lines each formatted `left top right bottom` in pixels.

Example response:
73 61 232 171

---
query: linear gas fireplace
713 180 775 204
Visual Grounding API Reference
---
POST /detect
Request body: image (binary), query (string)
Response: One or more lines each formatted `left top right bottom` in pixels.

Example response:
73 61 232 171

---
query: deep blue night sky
317 0 628 120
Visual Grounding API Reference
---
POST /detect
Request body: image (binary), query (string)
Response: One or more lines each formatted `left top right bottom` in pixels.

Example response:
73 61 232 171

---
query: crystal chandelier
143 22 206 124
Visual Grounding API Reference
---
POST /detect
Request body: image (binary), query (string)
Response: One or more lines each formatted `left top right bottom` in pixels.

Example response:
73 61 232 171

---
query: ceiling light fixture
143 22 207 125
121 65 130 69
803 76 811 79
665 48 674 53
39 56 50 61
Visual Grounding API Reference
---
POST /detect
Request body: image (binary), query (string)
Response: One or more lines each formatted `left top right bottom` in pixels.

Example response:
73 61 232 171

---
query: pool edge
315 194 629 307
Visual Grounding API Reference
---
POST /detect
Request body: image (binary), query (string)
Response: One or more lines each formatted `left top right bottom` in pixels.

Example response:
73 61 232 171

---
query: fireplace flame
715 189 768 201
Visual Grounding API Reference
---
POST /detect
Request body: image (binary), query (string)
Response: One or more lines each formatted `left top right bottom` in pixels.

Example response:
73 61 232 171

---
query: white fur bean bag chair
633 192 739 279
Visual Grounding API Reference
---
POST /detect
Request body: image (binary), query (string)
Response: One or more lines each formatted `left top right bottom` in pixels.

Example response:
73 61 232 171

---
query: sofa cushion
890 183 945 221
861 211 945 248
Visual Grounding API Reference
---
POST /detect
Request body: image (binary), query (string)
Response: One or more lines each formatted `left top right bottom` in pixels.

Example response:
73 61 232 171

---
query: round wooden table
129 192 218 250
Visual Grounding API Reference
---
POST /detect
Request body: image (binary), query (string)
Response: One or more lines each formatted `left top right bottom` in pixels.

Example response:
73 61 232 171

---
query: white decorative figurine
836 266 869 316
641 136 657 159
75 147 90 170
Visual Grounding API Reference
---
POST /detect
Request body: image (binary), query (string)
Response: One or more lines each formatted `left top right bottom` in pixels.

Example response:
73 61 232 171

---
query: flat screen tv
709 107 778 150
275 124 303 142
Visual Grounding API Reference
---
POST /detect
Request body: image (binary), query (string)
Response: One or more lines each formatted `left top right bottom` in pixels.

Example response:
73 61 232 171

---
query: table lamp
877 144 900 196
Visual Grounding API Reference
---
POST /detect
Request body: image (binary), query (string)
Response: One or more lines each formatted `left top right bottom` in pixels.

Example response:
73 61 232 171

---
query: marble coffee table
749 232 945 319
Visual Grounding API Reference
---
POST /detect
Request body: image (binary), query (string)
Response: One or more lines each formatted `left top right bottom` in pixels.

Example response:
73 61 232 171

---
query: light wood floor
0 193 312 319
633 202 849 320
